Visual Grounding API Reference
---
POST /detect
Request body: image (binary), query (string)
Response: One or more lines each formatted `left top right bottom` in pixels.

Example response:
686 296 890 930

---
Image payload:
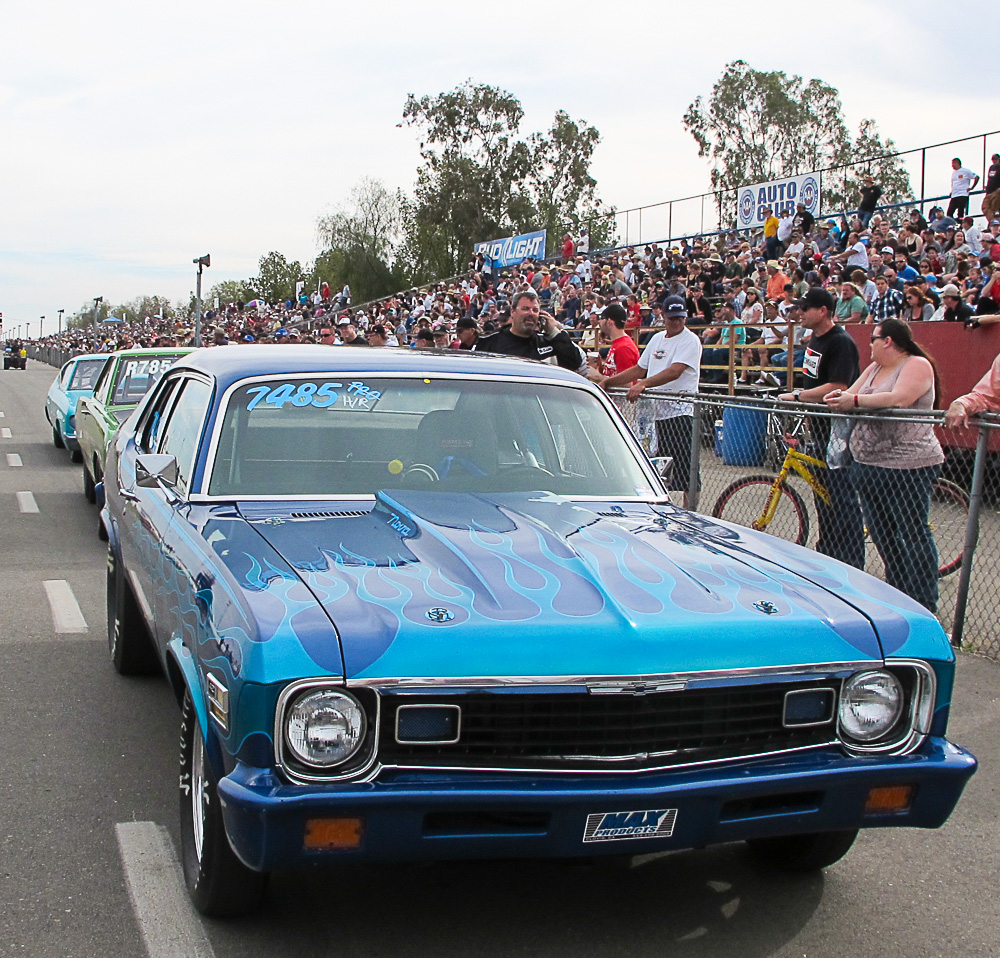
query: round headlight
839 671 904 743
285 689 366 768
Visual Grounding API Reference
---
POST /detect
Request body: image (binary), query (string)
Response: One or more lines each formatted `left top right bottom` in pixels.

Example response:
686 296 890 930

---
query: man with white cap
600 295 702 507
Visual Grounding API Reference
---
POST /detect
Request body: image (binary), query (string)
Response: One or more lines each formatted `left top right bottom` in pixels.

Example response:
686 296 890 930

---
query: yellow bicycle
711 436 970 578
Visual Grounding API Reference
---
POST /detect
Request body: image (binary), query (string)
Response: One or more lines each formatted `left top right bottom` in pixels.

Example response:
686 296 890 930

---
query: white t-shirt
777 216 795 242
577 232 590 253
846 242 868 269
951 167 977 197
638 327 702 419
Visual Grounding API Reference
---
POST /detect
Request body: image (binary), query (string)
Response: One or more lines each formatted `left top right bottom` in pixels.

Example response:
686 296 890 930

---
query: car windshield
68 359 108 391
110 354 188 407
208 376 654 498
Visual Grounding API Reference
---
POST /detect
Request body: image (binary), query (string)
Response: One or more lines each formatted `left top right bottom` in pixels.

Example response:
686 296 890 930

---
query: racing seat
414 409 499 480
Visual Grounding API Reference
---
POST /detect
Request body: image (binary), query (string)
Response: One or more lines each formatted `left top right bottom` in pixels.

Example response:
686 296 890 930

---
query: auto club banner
737 174 821 228
474 229 547 268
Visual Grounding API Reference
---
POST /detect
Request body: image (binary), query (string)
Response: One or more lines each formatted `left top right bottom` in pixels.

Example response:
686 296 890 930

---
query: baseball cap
337 318 351 326
432 323 449 335
456 317 478 331
794 287 836 312
881 246 894 254
663 296 687 317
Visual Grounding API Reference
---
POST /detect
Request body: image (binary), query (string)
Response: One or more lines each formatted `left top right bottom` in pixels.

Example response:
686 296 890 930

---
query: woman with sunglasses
903 286 934 321
824 318 943 611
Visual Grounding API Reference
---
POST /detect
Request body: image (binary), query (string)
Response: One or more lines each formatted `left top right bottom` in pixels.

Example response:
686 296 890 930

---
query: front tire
106 546 159 675
179 692 268 917
53 424 65 449
746 829 859 871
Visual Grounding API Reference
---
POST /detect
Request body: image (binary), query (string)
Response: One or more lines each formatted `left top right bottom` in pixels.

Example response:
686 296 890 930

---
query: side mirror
136 453 178 489
650 456 674 482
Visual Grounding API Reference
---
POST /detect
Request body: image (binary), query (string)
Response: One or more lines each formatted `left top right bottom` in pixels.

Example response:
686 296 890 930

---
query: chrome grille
378 681 839 771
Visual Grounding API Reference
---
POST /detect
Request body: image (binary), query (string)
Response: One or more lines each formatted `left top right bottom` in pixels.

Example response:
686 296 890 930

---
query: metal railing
579 129 1000 251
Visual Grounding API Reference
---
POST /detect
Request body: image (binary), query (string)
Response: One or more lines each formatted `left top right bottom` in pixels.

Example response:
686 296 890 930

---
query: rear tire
746 829 859 871
930 479 969 578
70 447 83 464
53 424 65 449
83 465 96 504
712 476 810 546
106 546 159 675
179 691 268 917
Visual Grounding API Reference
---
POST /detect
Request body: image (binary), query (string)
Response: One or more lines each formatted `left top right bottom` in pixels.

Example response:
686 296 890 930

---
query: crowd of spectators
20 158 1000 388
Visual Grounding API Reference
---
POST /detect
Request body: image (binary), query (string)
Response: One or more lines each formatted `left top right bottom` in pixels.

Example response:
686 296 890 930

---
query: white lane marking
0 411 5 416
42 580 88 633
1 428 11 438
6 453 22 467
16 491 39 513
115 822 215 958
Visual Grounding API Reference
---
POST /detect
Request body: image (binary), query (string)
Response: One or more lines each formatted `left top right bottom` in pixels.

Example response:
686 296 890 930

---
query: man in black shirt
858 175 883 228
337 319 368 346
777 287 864 568
982 153 1000 224
475 289 587 374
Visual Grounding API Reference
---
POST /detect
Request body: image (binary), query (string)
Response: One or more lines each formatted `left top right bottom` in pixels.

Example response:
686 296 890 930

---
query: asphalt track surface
1 361 997 958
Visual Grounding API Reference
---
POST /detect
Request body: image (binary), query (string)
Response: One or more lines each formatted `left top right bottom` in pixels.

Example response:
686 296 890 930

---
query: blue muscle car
101 345 976 917
44 353 111 462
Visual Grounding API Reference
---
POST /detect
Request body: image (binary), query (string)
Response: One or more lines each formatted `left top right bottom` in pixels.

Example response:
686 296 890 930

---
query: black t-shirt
986 161 1000 194
859 185 883 213
802 324 860 451
475 327 585 371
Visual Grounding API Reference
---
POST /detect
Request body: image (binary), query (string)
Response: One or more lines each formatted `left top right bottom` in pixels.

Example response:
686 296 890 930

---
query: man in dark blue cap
600 296 702 506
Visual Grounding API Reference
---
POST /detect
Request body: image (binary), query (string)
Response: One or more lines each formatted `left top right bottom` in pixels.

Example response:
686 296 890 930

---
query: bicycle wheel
930 478 969 578
712 476 810 546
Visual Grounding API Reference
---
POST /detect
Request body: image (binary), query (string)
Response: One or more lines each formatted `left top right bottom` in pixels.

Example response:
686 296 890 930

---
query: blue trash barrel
722 405 767 466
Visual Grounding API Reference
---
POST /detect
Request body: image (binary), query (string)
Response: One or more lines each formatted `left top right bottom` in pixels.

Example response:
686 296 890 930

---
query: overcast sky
1 0 994 336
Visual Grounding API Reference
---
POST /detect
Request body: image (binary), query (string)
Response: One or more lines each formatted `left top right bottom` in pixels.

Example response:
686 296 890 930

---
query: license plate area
583 809 678 843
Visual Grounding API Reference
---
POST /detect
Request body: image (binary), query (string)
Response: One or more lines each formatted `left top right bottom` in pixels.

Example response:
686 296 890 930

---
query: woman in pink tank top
823 319 944 612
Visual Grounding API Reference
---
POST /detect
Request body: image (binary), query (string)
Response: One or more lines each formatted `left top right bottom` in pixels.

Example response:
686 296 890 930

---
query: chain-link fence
612 389 1000 661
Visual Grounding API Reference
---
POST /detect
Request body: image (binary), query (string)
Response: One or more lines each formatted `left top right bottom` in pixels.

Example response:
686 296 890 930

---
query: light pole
193 254 210 347
57 308 64 337
40 316 45 340
92 297 103 348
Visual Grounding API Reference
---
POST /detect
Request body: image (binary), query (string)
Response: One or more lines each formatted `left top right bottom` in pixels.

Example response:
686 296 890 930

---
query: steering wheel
402 463 439 484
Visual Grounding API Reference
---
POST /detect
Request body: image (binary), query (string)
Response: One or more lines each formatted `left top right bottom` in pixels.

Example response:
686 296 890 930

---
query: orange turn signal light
865 785 914 815
304 817 364 850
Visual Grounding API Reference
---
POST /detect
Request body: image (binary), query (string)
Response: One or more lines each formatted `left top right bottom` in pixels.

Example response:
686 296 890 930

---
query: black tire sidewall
178 691 267 917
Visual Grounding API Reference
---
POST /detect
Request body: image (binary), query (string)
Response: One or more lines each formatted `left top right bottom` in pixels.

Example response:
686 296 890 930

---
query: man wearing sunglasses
777 287 863 568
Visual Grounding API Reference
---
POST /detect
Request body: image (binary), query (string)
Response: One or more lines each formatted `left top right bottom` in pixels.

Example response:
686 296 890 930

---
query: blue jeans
852 462 940 612
815 466 865 570
771 347 805 386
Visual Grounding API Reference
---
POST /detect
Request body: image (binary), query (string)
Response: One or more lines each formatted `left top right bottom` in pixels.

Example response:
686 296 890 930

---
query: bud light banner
474 229 547 268
737 174 821 228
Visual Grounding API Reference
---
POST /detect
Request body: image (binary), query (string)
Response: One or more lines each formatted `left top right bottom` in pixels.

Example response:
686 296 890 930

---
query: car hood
236 491 904 682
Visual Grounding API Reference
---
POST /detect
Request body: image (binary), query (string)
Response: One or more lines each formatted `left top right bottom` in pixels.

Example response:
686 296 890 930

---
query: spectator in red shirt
561 233 575 261
588 303 640 381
